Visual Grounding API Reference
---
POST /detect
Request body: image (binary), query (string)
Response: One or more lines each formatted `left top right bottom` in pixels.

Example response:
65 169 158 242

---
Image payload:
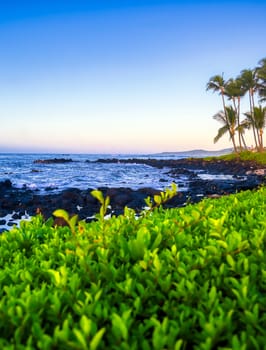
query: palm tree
243 106 266 151
224 78 245 150
213 106 238 152
238 69 259 150
256 58 266 103
206 74 229 123
207 58 266 152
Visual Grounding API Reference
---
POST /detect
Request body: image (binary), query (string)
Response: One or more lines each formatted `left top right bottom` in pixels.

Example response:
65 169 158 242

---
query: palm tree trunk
259 129 264 151
222 90 238 153
249 89 259 150
237 96 242 151
230 126 238 153
231 134 238 153
241 133 248 150
251 88 262 151
256 130 261 151
221 88 230 126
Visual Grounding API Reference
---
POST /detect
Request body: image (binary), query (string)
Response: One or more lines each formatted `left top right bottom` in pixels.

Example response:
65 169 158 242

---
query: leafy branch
143 183 178 212
91 189 110 221
53 209 78 234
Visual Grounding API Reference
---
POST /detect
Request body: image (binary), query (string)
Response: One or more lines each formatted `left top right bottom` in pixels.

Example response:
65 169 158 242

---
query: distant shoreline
0 148 233 156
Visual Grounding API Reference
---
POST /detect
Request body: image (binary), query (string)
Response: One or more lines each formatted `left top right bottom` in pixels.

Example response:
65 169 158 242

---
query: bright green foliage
205 150 266 164
144 183 177 210
53 209 78 234
91 190 110 220
0 186 266 349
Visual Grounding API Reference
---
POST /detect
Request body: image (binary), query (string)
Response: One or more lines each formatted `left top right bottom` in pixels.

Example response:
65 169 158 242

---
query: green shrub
0 186 266 349
205 150 266 164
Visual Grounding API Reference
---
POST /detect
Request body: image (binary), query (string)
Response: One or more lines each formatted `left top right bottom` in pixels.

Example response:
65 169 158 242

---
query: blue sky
0 0 265 153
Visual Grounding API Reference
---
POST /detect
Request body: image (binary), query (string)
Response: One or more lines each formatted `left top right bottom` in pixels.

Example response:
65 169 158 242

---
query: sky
0 0 266 154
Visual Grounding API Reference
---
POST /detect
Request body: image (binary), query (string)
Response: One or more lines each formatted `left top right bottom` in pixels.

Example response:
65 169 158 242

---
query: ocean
0 150 232 231
0 153 187 194
0 150 232 194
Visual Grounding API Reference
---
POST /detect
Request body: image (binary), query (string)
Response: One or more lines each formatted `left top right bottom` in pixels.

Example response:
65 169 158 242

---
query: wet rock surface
33 158 73 164
92 157 264 175
0 158 265 229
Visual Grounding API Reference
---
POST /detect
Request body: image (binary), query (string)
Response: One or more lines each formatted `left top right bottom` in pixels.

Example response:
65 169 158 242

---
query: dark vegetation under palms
207 57 266 153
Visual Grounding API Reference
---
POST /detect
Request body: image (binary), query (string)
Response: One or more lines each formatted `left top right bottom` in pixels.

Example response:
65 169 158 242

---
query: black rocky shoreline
1 157 265 232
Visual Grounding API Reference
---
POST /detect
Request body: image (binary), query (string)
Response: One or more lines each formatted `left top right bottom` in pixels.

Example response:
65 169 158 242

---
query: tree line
207 57 266 153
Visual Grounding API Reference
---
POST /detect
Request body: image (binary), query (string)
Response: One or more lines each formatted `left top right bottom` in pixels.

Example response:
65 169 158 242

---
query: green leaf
94 289 103 302
144 196 153 208
153 255 161 272
112 313 128 340
208 286 217 306
154 195 162 206
70 215 78 229
137 227 151 247
91 190 104 204
205 245 218 255
209 232 222 239
151 233 162 251
80 315 92 336
53 209 69 222
191 210 200 221
177 267 187 277
100 206 105 218
226 254 235 268
90 328 106 350
217 240 228 249
105 196 110 208
48 269 61 287
174 339 183 350
73 328 88 350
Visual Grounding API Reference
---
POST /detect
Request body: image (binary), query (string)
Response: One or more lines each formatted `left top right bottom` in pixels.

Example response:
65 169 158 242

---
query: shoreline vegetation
0 151 265 348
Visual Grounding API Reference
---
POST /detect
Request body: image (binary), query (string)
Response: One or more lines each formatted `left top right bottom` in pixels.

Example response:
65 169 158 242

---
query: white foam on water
0 211 31 233
198 174 247 181
0 154 181 194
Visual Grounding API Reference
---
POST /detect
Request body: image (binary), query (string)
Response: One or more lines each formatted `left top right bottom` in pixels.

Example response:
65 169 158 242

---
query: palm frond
214 125 228 143
253 106 266 129
225 78 245 98
240 118 252 130
212 110 226 123
238 69 258 91
206 74 226 92
226 106 237 123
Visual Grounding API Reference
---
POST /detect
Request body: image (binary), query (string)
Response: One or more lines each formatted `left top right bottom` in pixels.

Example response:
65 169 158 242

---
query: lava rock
33 158 73 164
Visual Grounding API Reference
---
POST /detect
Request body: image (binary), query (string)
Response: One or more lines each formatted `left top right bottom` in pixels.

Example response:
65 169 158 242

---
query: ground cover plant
0 185 266 349
204 150 266 164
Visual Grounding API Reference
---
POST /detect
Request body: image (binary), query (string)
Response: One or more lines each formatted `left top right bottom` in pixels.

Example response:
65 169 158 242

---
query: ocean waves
0 153 178 194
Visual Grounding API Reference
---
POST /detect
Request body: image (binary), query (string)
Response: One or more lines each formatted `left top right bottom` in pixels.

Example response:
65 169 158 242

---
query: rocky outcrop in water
0 158 265 231
33 158 73 164
91 157 265 175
